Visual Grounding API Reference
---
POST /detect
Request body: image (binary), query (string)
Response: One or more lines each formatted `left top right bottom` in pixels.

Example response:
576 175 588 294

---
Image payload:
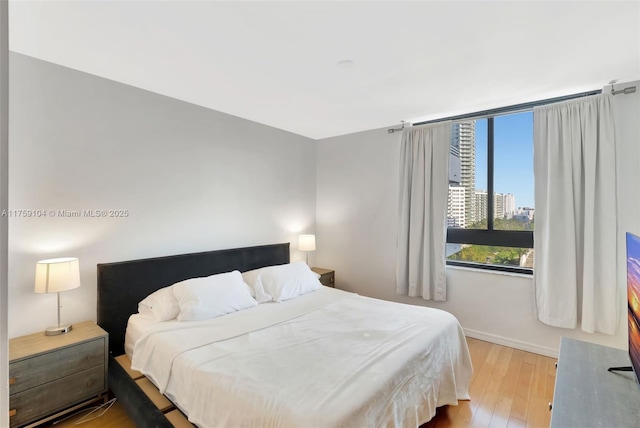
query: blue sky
474 111 534 208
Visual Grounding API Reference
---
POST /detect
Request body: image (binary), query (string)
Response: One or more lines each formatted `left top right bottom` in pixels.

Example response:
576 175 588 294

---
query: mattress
128 287 472 428
125 314 157 358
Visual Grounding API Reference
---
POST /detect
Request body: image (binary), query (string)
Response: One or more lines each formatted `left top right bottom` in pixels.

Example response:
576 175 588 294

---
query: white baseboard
464 328 559 358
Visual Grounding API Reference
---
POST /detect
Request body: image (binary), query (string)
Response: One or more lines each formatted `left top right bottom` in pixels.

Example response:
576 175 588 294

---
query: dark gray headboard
97 242 290 356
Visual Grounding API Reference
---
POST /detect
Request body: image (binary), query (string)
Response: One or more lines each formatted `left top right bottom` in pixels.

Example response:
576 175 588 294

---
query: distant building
449 146 461 184
447 185 466 228
474 190 487 223
474 191 517 222
494 192 515 219
514 207 535 223
450 122 475 227
502 193 516 219
494 193 505 219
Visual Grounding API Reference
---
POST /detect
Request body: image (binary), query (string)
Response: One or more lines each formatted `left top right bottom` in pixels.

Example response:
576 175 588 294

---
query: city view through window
446 111 534 269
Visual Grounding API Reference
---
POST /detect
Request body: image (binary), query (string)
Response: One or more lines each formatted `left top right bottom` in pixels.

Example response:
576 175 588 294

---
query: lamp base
45 324 73 336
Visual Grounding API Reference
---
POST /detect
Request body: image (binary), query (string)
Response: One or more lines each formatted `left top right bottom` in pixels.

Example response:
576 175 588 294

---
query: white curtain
533 94 617 334
396 122 451 301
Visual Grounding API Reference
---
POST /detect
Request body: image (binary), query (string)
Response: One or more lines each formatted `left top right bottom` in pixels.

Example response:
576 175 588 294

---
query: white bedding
129 287 472 428
125 314 157 358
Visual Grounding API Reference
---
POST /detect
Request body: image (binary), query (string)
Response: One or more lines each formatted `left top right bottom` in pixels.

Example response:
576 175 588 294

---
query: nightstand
311 267 335 288
9 321 108 428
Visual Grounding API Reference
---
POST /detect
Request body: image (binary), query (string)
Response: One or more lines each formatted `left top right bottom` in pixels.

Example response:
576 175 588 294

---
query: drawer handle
8 378 15 385
548 402 553 411
9 409 16 417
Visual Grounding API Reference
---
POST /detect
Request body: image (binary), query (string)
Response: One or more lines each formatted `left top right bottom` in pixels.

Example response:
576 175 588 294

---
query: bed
97 242 472 427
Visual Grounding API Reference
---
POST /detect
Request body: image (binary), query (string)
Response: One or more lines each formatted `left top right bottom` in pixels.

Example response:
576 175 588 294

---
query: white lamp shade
35 257 81 294
298 234 316 252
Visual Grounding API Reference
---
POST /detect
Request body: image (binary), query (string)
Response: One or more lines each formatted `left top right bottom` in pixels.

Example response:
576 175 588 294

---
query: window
411 90 599 273
445 111 534 273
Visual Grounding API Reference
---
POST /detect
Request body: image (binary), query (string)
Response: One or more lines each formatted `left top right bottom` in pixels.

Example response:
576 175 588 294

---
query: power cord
51 397 118 425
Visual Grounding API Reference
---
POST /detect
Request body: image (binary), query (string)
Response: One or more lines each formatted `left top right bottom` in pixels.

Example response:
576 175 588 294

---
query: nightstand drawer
311 268 335 288
9 337 105 394
9 365 105 427
319 272 334 287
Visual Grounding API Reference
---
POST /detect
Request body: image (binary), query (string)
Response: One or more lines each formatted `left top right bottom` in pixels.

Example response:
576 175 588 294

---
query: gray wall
315 84 640 357
8 53 317 338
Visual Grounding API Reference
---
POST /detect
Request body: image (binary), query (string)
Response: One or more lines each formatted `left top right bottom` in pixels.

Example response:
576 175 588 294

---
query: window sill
446 261 533 278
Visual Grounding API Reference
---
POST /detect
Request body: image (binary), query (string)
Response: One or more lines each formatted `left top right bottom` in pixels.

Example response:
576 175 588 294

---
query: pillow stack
136 262 322 322
242 261 322 303
137 270 256 322
172 270 257 321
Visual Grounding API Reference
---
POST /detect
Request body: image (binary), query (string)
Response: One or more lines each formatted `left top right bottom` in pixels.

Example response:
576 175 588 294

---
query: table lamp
34 257 81 336
298 234 316 265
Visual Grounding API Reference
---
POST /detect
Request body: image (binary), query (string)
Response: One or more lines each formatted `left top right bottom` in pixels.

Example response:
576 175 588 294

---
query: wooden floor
424 338 556 428
43 338 555 428
42 399 136 428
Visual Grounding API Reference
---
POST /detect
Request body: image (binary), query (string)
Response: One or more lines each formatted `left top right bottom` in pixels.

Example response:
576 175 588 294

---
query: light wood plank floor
42 399 136 428
424 338 556 428
44 338 555 428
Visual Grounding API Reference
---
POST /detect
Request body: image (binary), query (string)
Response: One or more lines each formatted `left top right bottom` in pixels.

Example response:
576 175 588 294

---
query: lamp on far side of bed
298 234 316 265
34 257 81 336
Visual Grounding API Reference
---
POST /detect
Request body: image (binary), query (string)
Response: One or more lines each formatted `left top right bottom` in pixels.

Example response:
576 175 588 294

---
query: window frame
413 90 601 274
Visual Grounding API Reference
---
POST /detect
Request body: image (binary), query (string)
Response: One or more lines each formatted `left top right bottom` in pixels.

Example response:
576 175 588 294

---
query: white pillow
244 262 322 303
172 270 258 321
241 267 271 303
138 286 180 321
243 263 321 303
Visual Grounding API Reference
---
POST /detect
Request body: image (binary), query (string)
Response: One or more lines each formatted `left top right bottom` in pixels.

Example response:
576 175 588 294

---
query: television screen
626 232 640 386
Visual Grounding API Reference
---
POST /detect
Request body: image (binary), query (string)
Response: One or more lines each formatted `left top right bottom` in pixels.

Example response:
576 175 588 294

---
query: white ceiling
8 1 640 139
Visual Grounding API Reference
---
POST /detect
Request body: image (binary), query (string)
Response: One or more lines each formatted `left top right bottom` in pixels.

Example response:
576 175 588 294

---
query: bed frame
96 242 290 427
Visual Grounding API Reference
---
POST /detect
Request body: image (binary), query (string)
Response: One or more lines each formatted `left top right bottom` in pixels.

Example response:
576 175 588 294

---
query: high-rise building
474 190 487 222
447 185 466 228
495 193 505 219
448 144 464 227
475 191 516 221
502 193 516 219
450 122 476 226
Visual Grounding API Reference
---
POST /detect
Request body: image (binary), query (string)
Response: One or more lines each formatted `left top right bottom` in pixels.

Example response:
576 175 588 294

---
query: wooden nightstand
311 267 335 288
9 321 109 428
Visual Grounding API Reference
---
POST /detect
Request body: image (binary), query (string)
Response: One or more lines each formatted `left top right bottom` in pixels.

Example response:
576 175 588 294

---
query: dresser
551 337 640 428
9 321 109 427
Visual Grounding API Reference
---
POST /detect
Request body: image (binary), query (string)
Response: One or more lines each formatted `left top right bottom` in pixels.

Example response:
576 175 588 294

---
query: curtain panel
533 94 618 334
396 122 451 301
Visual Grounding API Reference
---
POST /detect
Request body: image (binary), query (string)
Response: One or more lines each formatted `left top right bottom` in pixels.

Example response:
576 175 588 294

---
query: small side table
311 267 335 288
9 321 108 427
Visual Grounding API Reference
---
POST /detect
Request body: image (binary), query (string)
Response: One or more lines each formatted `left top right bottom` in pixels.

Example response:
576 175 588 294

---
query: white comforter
130 287 472 428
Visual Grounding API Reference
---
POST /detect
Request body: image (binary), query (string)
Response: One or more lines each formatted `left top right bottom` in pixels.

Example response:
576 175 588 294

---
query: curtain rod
610 84 637 96
387 89 602 133
388 82 636 133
